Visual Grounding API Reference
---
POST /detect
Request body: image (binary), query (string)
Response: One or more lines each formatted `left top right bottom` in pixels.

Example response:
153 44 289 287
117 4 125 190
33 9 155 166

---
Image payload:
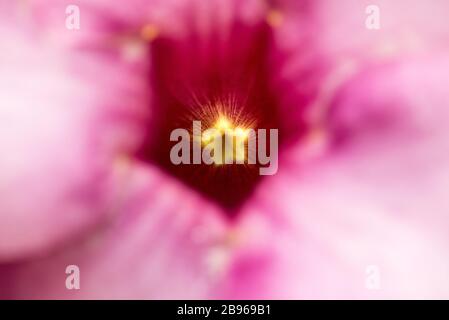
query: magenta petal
0 23 148 260
228 57 449 299
2 0 449 299
0 163 231 299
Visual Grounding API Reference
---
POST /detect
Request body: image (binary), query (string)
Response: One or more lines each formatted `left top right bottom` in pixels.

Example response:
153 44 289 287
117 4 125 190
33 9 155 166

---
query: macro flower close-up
1 0 449 300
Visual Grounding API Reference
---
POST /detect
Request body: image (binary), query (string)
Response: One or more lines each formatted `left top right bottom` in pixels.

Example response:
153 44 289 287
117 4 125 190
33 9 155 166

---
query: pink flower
1 0 449 299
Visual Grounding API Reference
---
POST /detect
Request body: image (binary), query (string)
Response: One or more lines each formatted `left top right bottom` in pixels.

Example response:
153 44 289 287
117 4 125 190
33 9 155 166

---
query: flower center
200 115 251 165
136 19 293 215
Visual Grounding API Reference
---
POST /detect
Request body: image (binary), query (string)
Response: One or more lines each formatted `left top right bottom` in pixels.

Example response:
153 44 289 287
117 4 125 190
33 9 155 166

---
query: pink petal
224 57 449 299
0 163 230 299
2 0 449 300
0 20 148 260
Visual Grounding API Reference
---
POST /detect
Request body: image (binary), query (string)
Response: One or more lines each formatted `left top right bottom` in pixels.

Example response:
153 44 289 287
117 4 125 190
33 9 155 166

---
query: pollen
202 116 252 165
214 116 232 132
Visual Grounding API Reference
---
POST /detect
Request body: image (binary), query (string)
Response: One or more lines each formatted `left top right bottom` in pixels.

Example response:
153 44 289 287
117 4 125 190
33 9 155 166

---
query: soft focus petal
0 17 148 260
210 0 449 298
0 0 255 298
2 0 449 300
224 56 449 299
0 163 229 299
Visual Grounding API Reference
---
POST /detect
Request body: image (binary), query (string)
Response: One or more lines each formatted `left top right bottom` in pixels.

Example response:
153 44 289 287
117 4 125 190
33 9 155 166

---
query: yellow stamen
202 116 251 165
215 116 231 132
